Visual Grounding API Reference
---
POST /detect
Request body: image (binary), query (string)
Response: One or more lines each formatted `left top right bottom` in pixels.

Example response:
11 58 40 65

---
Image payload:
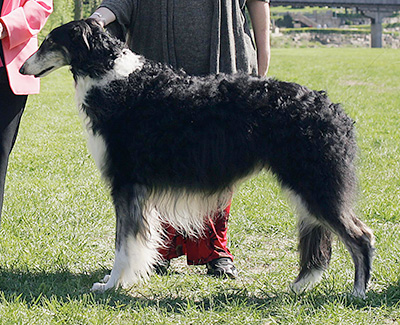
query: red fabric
158 204 233 265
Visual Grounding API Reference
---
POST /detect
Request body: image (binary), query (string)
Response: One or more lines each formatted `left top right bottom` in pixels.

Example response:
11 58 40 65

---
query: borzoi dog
20 19 374 298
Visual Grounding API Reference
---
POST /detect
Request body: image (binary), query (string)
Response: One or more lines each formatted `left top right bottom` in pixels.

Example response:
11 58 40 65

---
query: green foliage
280 27 398 37
385 22 400 29
281 27 370 35
39 0 102 41
40 0 73 39
270 6 345 15
0 48 399 323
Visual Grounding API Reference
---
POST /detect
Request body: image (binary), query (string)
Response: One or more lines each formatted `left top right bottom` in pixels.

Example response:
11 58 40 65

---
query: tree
74 0 102 20
39 0 102 40
74 0 83 20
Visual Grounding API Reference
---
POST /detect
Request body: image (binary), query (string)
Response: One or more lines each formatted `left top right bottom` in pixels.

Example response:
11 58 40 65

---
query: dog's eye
43 36 54 46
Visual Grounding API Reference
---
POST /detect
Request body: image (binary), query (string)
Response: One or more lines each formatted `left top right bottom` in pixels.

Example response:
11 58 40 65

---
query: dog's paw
290 278 317 295
91 282 107 292
351 287 366 300
290 269 324 295
90 274 112 292
290 281 308 295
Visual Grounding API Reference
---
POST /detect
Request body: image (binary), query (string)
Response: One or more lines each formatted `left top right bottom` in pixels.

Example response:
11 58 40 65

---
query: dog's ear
70 20 93 51
81 29 91 51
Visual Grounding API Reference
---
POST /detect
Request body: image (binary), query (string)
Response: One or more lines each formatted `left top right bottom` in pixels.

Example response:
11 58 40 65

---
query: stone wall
271 30 400 48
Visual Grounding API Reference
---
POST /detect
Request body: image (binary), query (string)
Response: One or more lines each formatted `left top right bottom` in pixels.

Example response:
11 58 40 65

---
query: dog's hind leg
328 211 374 298
288 191 374 298
289 195 333 294
91 184 161 292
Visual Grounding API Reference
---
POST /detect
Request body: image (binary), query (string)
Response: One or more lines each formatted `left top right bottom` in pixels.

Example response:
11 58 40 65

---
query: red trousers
158 204 233 265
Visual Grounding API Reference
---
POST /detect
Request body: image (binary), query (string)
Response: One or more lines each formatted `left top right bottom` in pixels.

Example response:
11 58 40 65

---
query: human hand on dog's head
89 8 116 28
90 13 106 28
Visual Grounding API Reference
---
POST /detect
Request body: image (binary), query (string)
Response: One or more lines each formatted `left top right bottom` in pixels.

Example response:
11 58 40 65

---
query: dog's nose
19 64 26 75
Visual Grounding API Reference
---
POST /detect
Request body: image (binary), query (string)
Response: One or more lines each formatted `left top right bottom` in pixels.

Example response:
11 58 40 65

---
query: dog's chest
78 105 109 179
74 77 110 178
75 76 98 108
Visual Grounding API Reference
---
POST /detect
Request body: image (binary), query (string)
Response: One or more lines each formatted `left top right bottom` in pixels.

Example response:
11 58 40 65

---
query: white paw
90 273 121 292
90 274 112 293
91 282 107 292
291 269 324 294
290 280 309 295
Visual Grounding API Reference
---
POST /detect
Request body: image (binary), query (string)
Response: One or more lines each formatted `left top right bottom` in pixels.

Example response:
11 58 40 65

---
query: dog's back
83 68 355 197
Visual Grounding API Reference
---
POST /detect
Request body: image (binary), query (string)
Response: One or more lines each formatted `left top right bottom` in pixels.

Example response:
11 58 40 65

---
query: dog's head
20 19 121 78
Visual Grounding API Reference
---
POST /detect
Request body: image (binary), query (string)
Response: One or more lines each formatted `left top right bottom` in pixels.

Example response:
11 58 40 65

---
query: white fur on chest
74 50 143 177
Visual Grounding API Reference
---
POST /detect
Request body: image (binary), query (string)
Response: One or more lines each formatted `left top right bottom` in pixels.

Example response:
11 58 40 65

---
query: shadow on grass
0 267 266 308
0 268 106 298
0 267 399 314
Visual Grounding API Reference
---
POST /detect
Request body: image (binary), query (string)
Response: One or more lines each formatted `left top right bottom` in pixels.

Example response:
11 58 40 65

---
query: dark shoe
154 259 170 275
206 257 238 279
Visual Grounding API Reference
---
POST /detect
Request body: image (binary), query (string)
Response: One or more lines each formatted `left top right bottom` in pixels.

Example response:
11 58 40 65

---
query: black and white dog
20 19 374 297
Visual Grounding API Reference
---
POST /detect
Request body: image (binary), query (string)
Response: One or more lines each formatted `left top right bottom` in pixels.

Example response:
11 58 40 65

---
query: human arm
0 0 53 47
90 7 116 28
246 0 271 77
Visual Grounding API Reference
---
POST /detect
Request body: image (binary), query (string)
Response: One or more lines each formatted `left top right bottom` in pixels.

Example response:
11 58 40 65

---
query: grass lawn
0 48 399 324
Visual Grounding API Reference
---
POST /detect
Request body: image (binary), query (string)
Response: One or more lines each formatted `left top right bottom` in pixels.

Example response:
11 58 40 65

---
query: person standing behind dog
0 0 53 220
90 0 270 278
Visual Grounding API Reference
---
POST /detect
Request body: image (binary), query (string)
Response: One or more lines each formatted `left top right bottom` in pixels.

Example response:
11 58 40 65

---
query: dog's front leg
91 184 161 292
91 241 132 292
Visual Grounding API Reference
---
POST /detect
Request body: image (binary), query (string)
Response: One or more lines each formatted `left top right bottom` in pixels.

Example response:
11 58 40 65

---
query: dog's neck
70 27 143 81
112 49 144 78
74 48 144 110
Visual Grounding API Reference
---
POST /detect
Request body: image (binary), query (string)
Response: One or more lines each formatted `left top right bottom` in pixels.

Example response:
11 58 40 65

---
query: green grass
0 48 399 324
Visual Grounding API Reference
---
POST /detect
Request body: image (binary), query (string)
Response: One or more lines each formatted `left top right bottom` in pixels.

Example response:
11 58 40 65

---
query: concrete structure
270 0 400 47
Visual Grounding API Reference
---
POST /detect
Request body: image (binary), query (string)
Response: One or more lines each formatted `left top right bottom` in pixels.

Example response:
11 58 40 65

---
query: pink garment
0 0 53 94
